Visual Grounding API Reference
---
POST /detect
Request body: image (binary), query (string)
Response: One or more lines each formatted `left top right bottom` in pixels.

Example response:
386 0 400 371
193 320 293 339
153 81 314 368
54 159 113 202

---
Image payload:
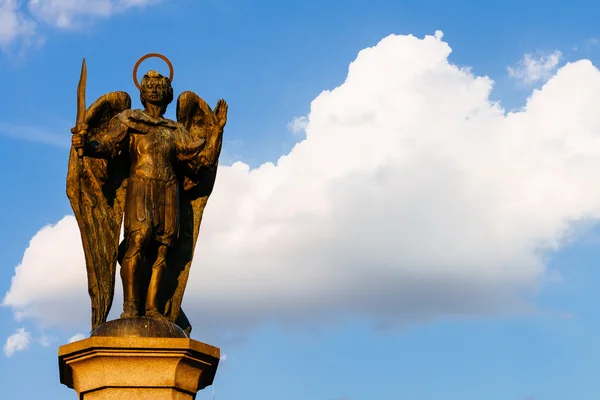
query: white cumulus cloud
507 50 563 84
4 328 31 357
5 32 600 339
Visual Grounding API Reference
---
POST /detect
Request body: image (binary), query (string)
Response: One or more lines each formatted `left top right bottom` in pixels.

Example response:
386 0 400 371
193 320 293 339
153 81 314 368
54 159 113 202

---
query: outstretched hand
214 99 228 131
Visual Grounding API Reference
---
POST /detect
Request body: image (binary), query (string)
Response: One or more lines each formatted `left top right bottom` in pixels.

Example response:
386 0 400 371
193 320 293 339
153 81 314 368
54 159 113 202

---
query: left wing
161 91 226 334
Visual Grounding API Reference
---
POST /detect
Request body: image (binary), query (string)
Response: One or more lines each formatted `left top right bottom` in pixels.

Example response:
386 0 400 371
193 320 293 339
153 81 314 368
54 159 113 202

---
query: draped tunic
90 109 207 246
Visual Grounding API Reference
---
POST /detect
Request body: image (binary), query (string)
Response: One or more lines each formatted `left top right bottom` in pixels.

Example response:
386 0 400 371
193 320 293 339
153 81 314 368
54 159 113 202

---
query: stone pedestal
58 336 220 399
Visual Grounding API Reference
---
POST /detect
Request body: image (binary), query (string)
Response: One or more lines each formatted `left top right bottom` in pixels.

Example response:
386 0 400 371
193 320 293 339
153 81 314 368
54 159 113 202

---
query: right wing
66 91 131 330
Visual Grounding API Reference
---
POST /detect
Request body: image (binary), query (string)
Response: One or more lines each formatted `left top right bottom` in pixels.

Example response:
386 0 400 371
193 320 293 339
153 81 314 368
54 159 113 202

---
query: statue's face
141 77 169 106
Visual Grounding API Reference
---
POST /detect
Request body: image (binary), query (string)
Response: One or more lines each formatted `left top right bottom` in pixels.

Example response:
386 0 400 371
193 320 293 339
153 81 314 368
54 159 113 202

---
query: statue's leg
145 178 177 320
145 243 169 320
120 229 150 318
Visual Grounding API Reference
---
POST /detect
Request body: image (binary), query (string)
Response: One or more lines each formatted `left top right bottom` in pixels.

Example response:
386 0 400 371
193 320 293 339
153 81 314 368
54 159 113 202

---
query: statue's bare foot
145 308 169 322
120 301 139 318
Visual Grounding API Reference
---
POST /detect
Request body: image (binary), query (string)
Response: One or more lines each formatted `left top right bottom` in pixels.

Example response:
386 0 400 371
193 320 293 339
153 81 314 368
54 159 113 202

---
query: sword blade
75 58 87 158
76 58 87 127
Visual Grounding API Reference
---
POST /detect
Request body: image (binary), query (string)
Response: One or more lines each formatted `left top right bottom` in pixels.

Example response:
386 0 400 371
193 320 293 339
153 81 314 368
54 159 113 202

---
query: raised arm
174 125 209 174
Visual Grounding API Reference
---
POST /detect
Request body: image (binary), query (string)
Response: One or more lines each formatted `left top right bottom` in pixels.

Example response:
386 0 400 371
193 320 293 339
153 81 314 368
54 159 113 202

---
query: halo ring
133 53 174 90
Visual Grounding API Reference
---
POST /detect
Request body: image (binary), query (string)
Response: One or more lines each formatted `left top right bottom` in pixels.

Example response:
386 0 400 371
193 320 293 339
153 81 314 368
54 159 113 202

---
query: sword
74 58 87 158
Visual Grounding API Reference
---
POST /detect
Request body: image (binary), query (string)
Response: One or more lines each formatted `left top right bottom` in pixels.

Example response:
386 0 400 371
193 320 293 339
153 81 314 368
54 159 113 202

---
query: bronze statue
67 54 227 336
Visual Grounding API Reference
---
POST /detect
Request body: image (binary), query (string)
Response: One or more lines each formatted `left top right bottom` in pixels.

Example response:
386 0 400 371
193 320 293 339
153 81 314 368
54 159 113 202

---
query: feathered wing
66 91 132 330
164 91 225 334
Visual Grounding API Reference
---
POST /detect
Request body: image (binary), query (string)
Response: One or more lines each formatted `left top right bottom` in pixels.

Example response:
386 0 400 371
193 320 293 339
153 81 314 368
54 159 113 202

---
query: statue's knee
123 232 147 259
130 231 148 248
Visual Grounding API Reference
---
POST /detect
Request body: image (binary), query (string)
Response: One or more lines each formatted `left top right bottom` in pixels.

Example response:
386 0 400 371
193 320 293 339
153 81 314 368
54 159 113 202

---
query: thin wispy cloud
287 115 309 135
0 122 70 147
573 38 599 53
68 333 86 343
3 327 31 357
28 0 162 29
507 50 563 84
38 333 53 347
0 0 38 51
0 0 162 51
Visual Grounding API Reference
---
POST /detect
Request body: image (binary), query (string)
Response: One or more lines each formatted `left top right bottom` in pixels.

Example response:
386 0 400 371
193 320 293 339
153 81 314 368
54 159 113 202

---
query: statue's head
139 70 174 112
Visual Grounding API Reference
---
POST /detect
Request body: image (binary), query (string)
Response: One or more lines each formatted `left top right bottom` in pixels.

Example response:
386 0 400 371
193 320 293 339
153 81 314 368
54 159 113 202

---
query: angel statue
66 53 227 336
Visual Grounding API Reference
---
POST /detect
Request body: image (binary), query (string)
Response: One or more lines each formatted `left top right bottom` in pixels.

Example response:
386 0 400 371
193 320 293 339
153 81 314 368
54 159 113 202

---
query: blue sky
3 0 600 399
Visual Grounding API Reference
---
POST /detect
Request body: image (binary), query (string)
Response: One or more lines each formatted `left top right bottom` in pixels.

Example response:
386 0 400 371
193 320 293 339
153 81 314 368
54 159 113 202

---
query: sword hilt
71 125 87 158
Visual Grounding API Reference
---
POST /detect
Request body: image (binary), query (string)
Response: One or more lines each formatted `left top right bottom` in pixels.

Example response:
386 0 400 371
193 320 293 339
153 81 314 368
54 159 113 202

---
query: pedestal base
58 336 219 399
90 317 188 338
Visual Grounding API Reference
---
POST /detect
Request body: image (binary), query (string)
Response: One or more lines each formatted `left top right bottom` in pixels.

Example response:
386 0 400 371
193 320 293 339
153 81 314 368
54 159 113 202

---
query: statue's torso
119 109 180 182
130 126 177 181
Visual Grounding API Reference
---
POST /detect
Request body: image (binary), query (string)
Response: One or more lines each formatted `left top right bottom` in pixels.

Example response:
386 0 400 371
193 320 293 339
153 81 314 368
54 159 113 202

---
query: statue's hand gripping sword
73 58 87 158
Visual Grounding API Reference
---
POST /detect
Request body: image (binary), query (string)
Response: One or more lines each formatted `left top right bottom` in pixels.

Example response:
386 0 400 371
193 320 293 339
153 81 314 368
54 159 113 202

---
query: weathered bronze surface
67 54 227 336
91 317 188 338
